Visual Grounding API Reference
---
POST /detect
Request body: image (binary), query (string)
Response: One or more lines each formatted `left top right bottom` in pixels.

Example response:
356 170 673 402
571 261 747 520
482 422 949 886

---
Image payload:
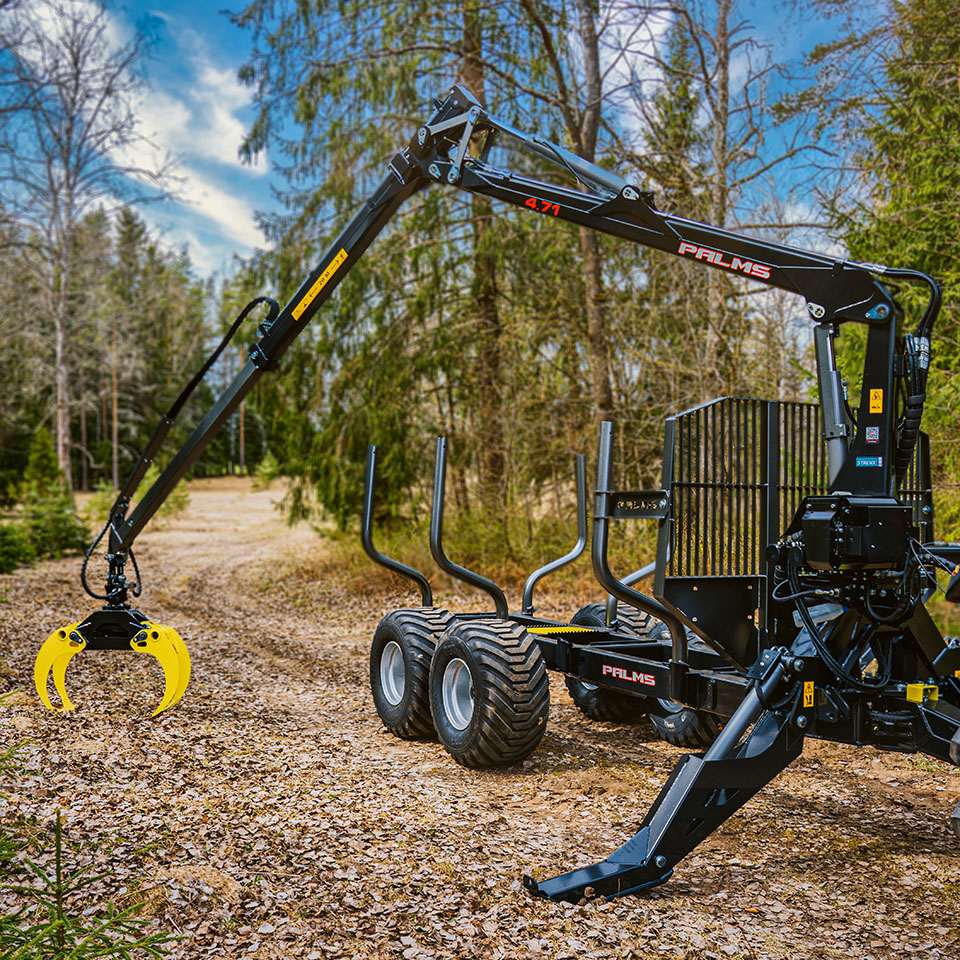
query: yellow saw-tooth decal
34 623 85 711
292 248 348 320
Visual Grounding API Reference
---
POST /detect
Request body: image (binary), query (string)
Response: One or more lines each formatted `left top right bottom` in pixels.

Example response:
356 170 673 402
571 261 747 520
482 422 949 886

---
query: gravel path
1 477 958 959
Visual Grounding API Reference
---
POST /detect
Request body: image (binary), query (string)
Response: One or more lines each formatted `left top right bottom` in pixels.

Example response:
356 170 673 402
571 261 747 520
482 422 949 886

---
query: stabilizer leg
525 652 803 902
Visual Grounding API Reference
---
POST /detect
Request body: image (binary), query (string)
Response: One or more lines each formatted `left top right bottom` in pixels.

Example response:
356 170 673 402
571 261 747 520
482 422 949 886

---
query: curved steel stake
522 455 587 614
362 445 433 606
430 437 509 618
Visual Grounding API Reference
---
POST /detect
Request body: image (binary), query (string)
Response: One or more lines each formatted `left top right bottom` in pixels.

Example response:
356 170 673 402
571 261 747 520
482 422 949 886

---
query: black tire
564 603 650 723
602 602 663 638
648 698 721 749
370 607 451 739
569 602 721 747
429 617 550 768
634 618 721 749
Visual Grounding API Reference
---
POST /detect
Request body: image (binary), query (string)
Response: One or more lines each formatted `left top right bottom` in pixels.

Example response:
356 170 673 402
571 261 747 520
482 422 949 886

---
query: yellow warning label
869 388 883 414
292 248 348 320
803 681 815 708
955 669 960 679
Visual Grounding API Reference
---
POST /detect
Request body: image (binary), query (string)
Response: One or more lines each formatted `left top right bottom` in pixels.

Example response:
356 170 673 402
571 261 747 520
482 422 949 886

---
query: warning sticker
292 248 348 320
803 681 815 709
869 388 883 413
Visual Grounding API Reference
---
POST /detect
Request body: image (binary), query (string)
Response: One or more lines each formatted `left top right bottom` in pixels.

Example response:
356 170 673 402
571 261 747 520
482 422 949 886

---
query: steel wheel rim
380 640 406 705
442 657 474 730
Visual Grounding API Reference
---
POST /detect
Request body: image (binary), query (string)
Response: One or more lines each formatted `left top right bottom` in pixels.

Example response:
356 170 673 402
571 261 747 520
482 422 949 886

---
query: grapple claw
33 609 192 716
34 622 86 711
131 620 191 717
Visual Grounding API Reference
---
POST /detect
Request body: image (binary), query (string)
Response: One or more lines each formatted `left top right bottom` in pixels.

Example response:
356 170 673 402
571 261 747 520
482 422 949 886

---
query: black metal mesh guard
662 397 933 579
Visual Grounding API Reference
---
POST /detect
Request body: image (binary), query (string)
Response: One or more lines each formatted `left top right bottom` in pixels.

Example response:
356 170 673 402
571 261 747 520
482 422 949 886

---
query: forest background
1 0 958 585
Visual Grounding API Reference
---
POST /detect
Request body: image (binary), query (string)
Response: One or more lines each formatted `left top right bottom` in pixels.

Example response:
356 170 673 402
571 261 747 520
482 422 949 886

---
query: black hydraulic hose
111 296 280 518
875 268 940 484
80 524 142 602
83 296 279 600
167 297 279 421
788 564 888 690
80 520 113 600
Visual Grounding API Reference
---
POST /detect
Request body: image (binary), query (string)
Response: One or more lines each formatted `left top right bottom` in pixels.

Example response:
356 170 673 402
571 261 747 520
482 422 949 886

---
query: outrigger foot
525 650 804 902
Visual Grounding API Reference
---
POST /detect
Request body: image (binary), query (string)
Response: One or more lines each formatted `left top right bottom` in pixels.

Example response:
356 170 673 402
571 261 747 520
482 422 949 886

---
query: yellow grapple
34 609 191 718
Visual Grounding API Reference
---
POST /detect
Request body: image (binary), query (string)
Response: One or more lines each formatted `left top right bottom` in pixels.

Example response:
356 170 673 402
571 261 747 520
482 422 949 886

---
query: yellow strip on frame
869 388 883 414
292 248 348 320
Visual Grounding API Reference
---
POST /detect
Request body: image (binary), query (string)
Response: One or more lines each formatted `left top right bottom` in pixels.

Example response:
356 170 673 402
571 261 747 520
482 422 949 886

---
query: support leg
524 655 803 902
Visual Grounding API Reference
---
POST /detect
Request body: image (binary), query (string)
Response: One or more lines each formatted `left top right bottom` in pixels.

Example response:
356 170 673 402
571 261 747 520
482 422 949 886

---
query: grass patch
286 506 659 614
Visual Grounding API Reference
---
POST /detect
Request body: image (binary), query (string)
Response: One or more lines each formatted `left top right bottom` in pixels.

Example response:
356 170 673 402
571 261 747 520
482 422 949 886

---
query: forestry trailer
35 86 960 902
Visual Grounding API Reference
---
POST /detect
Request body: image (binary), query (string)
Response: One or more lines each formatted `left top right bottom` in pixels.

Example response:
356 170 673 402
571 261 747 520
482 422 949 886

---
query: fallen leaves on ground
1 477 958 959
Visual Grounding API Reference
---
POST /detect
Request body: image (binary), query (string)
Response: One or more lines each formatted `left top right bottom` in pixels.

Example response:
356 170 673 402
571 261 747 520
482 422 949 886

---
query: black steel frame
364 407 960 902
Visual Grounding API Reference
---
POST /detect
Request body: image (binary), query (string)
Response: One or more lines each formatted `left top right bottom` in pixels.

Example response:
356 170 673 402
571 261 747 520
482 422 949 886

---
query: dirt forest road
1 478 959 960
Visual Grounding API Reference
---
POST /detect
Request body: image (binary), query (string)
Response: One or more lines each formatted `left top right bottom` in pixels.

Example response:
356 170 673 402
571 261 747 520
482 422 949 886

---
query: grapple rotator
34 496 194 717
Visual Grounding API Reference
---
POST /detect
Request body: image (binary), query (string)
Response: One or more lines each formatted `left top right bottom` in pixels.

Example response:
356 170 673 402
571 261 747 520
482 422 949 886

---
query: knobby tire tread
371 606 451 740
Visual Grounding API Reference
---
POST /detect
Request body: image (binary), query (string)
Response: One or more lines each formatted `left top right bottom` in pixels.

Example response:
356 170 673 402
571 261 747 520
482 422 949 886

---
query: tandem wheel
567 602 720 748
370 607 452 739
429 617 550 768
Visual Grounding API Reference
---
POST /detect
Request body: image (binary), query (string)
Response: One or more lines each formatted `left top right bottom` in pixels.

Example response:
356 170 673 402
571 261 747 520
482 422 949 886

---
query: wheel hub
380 640 406 705
442 657 474 729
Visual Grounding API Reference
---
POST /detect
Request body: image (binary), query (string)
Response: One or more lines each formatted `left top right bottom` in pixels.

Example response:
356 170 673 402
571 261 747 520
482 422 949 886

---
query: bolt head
792 657 805 673
654 855 667 869
796 714 809 729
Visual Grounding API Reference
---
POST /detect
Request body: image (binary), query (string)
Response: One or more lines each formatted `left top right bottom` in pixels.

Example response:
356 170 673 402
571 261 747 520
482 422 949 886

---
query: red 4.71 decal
525 197 560 216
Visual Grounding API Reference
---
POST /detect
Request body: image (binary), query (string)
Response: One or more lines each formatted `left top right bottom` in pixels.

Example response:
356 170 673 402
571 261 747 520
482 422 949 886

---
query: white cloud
136 61 264 174
21 1 271 272
175 165 263 249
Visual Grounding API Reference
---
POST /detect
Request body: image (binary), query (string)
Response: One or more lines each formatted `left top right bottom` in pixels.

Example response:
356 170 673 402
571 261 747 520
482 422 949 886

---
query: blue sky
110 1 278 278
